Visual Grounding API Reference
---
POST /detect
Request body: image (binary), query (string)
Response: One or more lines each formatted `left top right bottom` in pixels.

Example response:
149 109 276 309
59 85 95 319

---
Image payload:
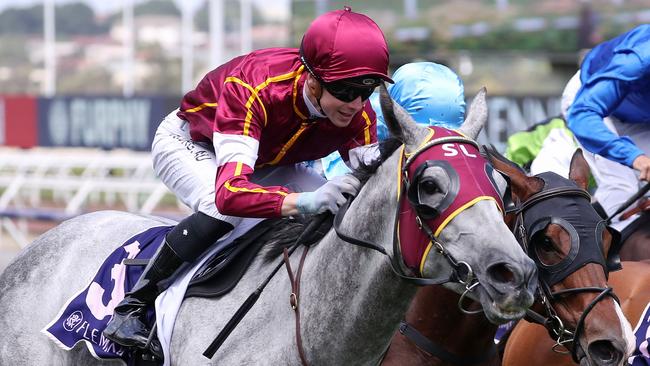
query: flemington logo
60 309 126 356
63 310 83 331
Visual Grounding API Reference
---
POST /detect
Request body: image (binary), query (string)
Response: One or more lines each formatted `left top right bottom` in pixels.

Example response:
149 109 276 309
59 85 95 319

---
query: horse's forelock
353 137 402 185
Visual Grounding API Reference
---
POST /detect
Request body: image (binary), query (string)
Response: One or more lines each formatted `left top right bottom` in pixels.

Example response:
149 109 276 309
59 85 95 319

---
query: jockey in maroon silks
104 7 393 354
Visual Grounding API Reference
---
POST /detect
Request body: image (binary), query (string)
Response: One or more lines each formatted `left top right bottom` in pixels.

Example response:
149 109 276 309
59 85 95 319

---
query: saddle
185 214 332 299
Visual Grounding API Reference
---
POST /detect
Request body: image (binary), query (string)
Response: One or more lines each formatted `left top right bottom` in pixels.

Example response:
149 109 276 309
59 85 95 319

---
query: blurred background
0 0 648 270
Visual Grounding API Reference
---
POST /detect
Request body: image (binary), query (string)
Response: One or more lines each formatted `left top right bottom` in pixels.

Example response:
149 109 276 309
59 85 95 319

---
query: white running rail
0 148 189 248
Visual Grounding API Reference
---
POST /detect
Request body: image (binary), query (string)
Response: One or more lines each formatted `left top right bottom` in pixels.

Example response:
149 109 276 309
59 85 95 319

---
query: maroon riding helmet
300 7 394 88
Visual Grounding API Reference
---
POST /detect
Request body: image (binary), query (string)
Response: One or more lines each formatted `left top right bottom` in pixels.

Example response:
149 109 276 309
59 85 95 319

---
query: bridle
512 183 621 363
333 133 496 289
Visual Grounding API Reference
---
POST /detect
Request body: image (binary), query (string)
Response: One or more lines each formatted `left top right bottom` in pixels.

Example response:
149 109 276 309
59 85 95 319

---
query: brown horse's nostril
587 340 624 366
486 262 515 285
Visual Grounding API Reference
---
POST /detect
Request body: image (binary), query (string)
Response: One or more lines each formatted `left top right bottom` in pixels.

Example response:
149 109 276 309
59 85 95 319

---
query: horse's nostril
588 340 623 365
486 263 515 285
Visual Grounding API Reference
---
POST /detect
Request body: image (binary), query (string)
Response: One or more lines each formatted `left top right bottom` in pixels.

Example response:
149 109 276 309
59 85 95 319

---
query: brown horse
502 260 650 366
381 149 635 366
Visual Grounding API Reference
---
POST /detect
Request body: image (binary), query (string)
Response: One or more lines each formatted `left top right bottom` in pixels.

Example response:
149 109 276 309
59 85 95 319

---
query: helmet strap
305 73 325 116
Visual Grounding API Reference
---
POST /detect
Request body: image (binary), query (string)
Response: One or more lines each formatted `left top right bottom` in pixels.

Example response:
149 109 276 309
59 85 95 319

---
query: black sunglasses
323 81 376 102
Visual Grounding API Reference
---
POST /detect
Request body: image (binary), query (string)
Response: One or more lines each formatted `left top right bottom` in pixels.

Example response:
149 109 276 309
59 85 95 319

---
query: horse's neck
300 153 419 364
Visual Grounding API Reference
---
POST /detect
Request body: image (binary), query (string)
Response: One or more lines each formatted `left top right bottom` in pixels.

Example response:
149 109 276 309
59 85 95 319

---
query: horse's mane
259 138 403 262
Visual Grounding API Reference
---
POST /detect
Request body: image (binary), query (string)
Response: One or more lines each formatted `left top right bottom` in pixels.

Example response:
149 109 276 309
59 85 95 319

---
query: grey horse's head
379 85 537 324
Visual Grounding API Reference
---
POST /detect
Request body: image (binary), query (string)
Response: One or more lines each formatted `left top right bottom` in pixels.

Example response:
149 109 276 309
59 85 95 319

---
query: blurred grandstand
0 0 647 271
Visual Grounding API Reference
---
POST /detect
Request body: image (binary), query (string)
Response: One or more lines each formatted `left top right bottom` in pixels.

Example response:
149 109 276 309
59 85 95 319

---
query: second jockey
562 24 650 231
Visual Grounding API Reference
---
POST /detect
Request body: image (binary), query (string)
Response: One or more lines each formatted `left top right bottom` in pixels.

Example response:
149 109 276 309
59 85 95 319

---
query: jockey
320 61 466 179
103 7 392 351
562 24 650 231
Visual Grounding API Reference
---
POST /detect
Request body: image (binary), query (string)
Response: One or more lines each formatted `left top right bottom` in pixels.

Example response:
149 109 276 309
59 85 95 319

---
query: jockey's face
305 73 367 128
319 88 365 127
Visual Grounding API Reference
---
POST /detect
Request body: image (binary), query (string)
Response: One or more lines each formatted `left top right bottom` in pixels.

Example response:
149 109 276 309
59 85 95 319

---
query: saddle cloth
42 217 264 365
42 225 174 364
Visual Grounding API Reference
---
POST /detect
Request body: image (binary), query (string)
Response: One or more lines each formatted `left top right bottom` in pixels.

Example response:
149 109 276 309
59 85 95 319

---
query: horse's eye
420 179 440 195
538 236 556 254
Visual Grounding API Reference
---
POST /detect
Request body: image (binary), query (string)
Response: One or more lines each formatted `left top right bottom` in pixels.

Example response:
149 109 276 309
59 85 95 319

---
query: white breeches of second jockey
562 71 650 231
151 110 327 226
530 127 577 180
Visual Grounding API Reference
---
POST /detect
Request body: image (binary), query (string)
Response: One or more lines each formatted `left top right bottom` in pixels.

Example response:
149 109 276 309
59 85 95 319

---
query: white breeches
151 110 327 226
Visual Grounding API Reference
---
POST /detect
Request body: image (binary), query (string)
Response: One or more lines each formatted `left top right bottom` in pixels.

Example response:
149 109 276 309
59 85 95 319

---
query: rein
283 246 310 366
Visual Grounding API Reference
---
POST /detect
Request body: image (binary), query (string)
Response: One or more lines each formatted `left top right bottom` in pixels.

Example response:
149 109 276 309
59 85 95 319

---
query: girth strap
283 246 310 366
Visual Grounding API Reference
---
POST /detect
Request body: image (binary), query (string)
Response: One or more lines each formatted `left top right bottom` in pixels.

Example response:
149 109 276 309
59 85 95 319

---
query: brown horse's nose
485 261 537 294
587 339 624 366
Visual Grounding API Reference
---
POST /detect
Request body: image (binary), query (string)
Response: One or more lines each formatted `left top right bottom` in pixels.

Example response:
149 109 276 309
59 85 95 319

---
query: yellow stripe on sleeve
234 162 243 176
224 76 267 136
183 102 218 113
223 180 289 196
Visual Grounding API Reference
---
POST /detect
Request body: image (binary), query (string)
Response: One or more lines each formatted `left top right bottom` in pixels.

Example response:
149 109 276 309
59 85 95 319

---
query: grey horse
0 87 537 365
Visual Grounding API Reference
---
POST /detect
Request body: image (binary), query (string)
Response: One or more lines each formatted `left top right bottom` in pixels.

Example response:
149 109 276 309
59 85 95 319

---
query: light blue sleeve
320 150 352 180
568 55 645 167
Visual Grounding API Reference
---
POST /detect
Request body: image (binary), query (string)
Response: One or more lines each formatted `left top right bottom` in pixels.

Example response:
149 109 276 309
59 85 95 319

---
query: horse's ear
484 144 542 202
458 87 488 140
569 148 590 190
379 82 429 148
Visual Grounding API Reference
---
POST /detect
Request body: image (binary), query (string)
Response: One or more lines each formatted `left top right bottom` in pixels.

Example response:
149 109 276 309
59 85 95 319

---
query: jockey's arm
213 80 365 218
567 76 645 168
212 80 294 218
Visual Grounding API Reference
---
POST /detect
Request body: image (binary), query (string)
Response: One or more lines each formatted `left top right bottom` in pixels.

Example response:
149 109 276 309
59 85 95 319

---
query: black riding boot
103 212 234 352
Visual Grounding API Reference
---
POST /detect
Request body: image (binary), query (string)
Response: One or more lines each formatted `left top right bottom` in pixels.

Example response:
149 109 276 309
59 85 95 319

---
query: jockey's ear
306 73 323 99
